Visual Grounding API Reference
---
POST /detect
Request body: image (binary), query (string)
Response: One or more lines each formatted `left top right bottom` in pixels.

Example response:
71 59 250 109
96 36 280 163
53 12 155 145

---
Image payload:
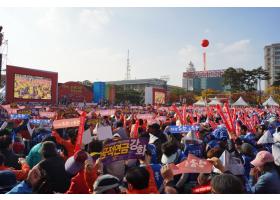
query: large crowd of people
0 103 280 194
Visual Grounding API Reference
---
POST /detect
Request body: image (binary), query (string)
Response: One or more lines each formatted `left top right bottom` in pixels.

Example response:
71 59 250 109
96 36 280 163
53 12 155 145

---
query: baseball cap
65 150 90 176
93 174 120 194
251 151 274 167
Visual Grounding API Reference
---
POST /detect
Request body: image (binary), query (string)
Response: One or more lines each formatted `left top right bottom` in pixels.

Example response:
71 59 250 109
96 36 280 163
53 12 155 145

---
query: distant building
182 62 225 92
264 43 280 88
107 78 167 92
106 78 168 104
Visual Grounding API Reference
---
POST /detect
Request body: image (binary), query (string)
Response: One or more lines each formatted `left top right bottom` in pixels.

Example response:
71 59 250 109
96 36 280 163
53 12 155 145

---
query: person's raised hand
207 157 225 173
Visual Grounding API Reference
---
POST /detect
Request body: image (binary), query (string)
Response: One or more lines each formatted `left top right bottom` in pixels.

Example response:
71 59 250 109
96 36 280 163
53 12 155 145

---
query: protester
25 136 56 168
92 174 121 194
249 151 280 193
7 156 70 194
2 101 280 194
0 131 20 169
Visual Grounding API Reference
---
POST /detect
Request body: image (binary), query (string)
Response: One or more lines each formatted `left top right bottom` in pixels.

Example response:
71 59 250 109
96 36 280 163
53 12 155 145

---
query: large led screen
14 74 52 100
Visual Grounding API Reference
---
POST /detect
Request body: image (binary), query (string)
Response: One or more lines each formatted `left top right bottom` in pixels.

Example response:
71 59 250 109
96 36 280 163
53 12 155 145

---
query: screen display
154 91 166 104
14 74 52 99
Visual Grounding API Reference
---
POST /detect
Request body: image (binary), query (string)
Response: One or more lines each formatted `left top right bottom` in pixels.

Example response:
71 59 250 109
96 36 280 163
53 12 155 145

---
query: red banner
170 154 212 175
74 112 87 152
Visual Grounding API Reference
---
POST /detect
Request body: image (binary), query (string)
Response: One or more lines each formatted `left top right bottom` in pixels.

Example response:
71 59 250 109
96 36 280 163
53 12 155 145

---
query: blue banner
169 125 199 134
29 119 52 126
10 114 30 119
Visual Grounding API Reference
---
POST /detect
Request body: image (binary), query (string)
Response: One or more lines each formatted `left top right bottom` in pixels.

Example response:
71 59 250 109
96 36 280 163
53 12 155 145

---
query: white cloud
79 9 112 32
204 29 210 34
36 8 70 34
178 39 254 70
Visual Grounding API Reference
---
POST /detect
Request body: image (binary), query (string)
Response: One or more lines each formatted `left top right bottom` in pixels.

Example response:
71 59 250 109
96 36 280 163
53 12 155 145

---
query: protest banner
82 128 94 145
29 119 52 126
170 154 213 175
39 111 56 118
95 109 116 116
53 118 80 129
169 125 199 134
74 112 87 152
10 114 30 120
17 109 32 115
213 150 244 175
171 104 184 125
95 125 113 141
100 138 148 164
136 113 155 120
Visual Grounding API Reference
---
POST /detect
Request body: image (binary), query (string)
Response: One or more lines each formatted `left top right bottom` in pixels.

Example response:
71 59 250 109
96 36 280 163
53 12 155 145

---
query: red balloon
201 39 209 47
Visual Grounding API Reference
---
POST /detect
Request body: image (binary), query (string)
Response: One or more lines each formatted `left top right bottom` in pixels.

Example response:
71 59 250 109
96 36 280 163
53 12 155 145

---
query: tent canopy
263 96 279 107
208 97 222 106
193 98 207 107
232 96 249 107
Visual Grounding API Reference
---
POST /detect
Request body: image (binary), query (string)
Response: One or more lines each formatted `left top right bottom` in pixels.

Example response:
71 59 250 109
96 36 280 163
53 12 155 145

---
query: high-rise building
182 62 225 92
264 43 280 88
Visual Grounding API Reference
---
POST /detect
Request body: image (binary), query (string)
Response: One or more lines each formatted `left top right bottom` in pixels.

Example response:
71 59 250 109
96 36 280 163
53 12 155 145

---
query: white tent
193 98 207 107
263 96 279 107
232 97 249 107
208 97 222 106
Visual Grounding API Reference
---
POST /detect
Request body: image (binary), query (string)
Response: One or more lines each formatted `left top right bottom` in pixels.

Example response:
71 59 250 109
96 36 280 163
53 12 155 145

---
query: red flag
224 102 234 132
216 104 234 132
172 104 184 125
74 112 87 153
182 105 187 125
133 120 139 138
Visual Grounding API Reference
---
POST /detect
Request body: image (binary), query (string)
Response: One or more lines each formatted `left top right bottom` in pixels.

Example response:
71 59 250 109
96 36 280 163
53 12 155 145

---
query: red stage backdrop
58 81 93 103
6 65 58 105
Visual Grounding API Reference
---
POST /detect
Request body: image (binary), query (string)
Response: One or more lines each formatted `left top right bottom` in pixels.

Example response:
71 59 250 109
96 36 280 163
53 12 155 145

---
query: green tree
252 66 270 103
81 80 93 87
222 67 246 92
243 70 257 92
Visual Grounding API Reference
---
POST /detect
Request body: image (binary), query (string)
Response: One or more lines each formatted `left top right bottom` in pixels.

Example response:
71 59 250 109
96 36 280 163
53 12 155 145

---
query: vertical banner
74 111 87 152
133 120 140 138
172 104 184 125
203 52 206 71
216 104 233 132
182 105 187 125
224 102 234 132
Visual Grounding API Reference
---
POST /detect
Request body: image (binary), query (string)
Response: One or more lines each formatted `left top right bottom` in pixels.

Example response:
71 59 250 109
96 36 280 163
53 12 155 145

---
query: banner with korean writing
29 119 52 126
170 154 213 175
39 111 56 118
96 109 116 116
10 114 30 120
100 138 148 164
53 118 80 129
169 125 199 134
136 114 155 120
17 109 32 115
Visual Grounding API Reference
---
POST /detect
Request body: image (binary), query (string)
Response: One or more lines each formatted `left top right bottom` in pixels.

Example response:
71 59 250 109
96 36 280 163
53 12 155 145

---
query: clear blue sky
0 7 279 86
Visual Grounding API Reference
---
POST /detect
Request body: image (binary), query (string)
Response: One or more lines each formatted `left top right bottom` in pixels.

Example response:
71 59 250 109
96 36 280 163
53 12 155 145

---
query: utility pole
125 49 131 80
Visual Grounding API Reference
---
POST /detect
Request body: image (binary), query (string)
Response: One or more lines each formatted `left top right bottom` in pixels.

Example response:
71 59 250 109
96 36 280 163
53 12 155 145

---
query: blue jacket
249 168 280 194
6 181 32 194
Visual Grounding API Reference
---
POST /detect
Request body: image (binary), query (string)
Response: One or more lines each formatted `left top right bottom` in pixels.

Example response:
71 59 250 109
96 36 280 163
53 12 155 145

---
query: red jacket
127 165 159 194
66 169 90 194
52 130 75 157
0 162 30 181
